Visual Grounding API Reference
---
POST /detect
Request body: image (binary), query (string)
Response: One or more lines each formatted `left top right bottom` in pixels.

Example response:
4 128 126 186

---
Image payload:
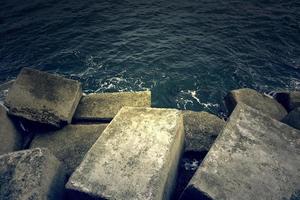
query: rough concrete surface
183 111 225 153
66 107 184 200
0 148 66 200
225 88 287 120
180 103 300 200
30 124 108 176
73 91 151 122
0 104 23 155
4 68 82 127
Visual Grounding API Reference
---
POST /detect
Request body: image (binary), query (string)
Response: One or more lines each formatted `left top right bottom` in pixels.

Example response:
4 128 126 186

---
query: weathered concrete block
73 91 151 122
180 103 300 200
0 148 66 200
30 124 108 176
275 91 300 112
0 104 23 155
66 107 184 200
4 68 82 127
0 80 14 103
225 88 287 120
183 111 225 152
282 107 300 130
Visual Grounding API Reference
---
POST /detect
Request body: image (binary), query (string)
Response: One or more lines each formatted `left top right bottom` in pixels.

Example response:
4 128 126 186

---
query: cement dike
0 68 299 200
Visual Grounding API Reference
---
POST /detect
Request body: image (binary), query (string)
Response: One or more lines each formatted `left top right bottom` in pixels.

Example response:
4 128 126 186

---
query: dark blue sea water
1 0 300 116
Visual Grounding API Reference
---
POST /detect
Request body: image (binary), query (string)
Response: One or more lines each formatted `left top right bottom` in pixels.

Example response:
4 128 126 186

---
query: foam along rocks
0 104 23 155
224 88 287 120
73 91 151 122
66 107 184 200
180 103 300 200
183 111 225 153
4 68 82 127
30 123 108 176
0 148 66 200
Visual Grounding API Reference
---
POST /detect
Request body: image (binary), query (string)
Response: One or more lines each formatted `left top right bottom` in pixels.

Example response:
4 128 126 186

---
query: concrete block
0 80 14 103
282 107 300 130
0 148 66 200
4 68 82 127
73 91 151 122
0 104 23 155
30 124 108 176
225 88 287 120
66 107 184 200
180 103 300 200
183 111 225 153
275 91 300 112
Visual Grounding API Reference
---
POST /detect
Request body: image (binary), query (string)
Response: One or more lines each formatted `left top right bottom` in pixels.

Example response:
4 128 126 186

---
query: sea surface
1 0 300 116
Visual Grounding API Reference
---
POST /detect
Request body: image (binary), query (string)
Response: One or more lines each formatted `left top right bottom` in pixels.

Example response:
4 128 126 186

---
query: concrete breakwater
0 68 299 200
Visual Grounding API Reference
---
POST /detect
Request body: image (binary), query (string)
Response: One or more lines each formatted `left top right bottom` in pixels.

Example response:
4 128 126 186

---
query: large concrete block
30 124 108 176
282 107 300 130
183 111 225 153
0 148 66 200
66 107 184 200
275 91 300 112
225 88 287 120
4 68 82 127
180 103 300 200
0 80 14 103
0 104 23 155
73 91 151 122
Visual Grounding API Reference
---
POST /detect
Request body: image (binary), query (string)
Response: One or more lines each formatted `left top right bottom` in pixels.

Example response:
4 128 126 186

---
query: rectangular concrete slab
0 104 23 155
4 68 82 127
73 91 151 122
0 148 66 200
225 88 287 120
66 107 184 200
180 103 300 200
30 124 108 176
183 111 225 153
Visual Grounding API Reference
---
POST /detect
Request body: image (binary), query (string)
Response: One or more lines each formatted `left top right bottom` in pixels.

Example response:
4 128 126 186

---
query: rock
282 107 300 130
73 91 151 122
30 124 108 176
183 111 225 153
0 80 14 103
4 68 82 127
224 88 287 120
66 107 184 200
0 148 66 200
0 104 23 155
180 103 300 200
275 91 300 112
